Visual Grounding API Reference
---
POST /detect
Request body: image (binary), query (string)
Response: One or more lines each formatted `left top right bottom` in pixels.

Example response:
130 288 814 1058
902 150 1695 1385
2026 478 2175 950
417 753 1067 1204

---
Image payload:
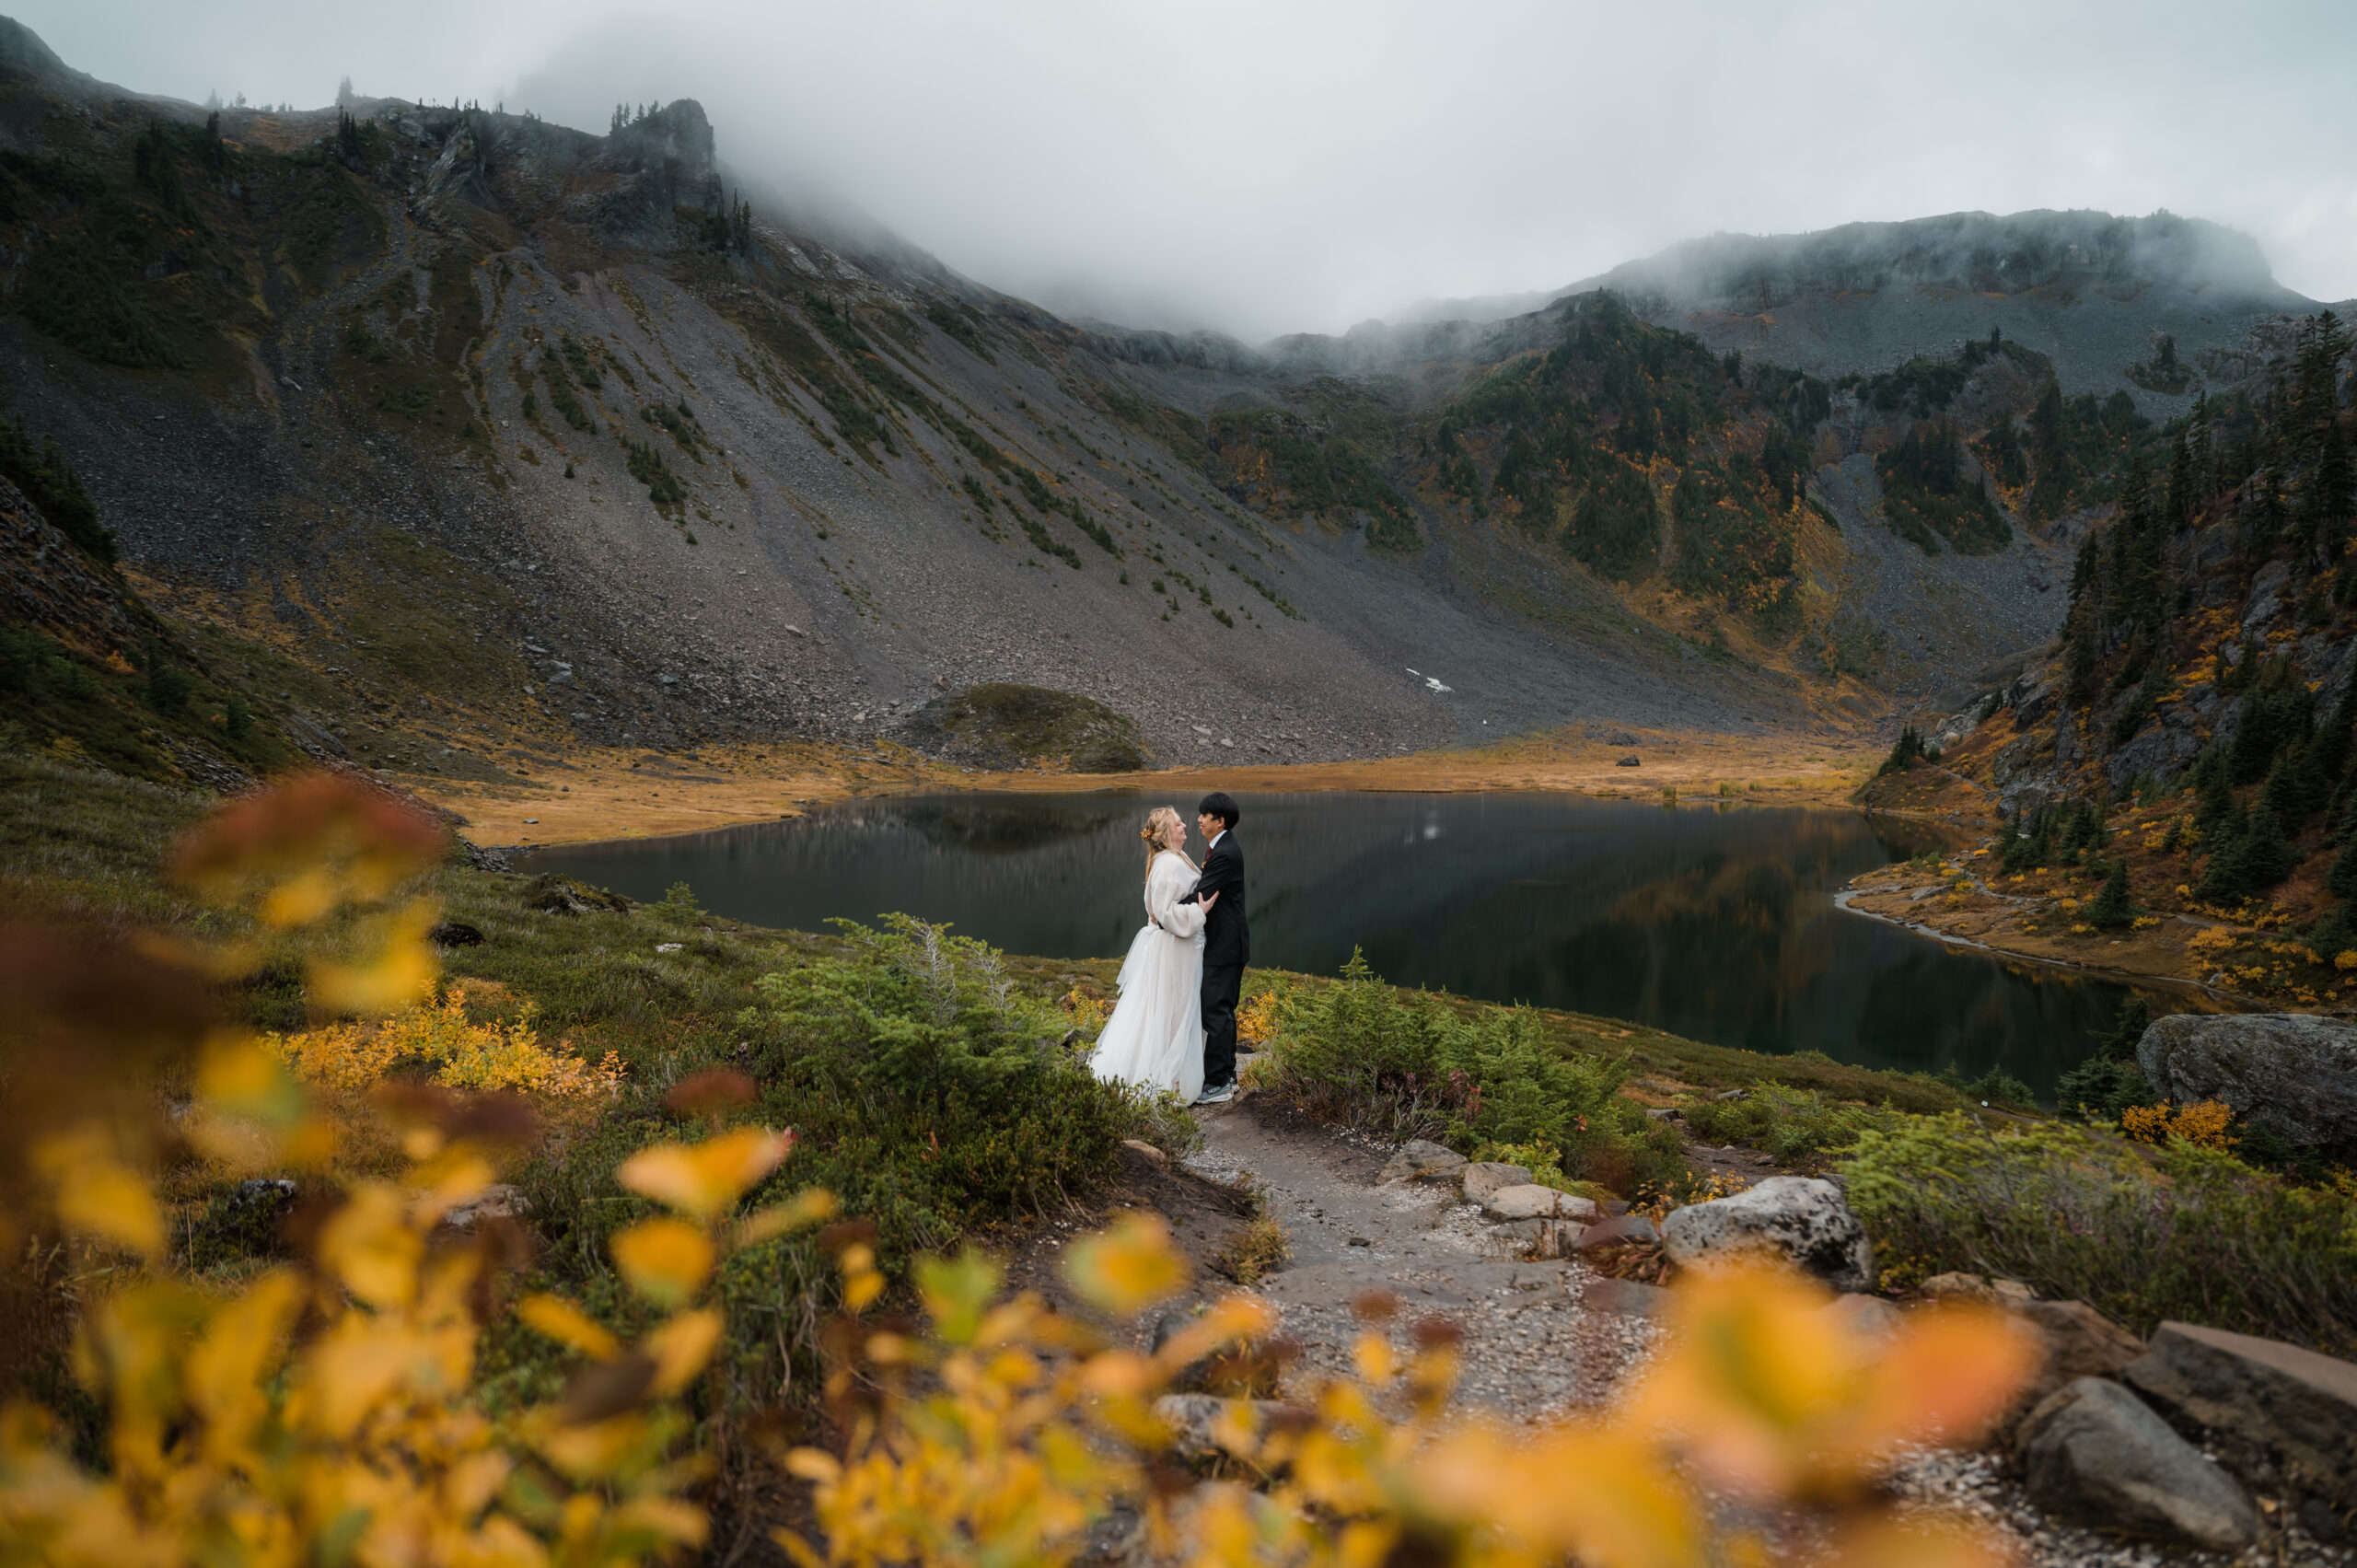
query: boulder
1457 1162 1533 1203
1376 1139 1465 1185
2136 1012 2357 1154
1660 1176 1875 1293
2122 1320 2357 1506
1574 1214 1661 1249
1482 1184 1567 1222
2018 1378 2258 1551
1995 1299 2146 1444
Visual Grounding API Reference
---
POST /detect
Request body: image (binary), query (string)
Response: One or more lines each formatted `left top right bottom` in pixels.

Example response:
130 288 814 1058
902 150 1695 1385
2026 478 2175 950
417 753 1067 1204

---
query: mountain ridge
0 18 2340 796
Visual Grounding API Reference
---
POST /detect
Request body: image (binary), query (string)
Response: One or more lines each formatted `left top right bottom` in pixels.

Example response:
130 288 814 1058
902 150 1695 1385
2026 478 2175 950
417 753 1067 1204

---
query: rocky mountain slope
0 20 2338 784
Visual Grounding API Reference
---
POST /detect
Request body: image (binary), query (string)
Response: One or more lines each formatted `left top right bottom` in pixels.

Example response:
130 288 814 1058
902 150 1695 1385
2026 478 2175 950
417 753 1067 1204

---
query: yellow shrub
2121 1099 2240 1150
1237 989 1283 1047
1059 985 1110 1033
265 986 625 1100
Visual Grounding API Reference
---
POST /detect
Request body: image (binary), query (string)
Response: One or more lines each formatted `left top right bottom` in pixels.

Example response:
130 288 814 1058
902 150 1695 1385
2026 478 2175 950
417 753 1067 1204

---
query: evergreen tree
2192 745 2235 833
2054 997 2154 1123
2087 854 2136 928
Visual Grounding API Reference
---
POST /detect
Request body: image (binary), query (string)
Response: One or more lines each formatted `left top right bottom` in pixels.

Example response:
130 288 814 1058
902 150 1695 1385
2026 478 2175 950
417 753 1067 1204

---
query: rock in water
2017 1377 2258 1551
2122 1320 2357 1508
1376 1139 1465 1185
1660 1176 1875 1292
1457 1162 1533 1203
2135 1012 2357 1155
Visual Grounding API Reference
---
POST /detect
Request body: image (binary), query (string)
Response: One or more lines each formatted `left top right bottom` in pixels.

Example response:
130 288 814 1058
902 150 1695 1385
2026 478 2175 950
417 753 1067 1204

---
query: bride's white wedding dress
1088 850 1208 1101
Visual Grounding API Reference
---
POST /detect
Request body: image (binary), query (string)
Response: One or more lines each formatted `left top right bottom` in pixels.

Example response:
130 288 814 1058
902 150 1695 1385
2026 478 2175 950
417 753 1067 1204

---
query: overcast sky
20 0 2357 340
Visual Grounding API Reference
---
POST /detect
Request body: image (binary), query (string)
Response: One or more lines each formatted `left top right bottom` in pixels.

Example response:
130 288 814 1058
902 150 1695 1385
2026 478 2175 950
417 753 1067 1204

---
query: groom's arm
1188 848 1240 904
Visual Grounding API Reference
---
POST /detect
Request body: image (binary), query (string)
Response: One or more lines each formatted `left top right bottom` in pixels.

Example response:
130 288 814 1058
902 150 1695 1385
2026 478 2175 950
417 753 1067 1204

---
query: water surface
518 791 2159 1095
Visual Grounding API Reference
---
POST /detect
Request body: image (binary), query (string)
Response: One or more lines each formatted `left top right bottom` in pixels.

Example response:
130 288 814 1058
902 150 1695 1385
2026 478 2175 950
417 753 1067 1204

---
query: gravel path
1187 1101 2353 1567
1188 1103 1657 1419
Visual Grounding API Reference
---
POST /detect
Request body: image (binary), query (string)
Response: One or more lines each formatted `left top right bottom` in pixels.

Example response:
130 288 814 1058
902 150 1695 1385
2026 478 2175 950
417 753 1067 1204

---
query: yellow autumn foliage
2121 1098 2240 1150
265 986 625 1100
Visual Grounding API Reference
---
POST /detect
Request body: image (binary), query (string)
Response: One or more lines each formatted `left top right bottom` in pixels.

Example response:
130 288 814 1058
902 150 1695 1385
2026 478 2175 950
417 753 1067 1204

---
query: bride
1089 806 1220 1102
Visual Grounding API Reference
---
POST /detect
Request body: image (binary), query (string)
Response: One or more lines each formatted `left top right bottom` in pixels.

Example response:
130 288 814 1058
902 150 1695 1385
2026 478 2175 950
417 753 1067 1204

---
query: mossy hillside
0 100 396 401
902 682 1149 773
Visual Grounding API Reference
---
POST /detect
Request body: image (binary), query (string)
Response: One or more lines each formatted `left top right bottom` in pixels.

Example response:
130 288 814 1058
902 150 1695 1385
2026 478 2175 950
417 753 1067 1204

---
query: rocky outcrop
2016 1377 2259 1551
1660 1176 1875 1293
2135 1013 2357 1154
2122 1321 2357 1509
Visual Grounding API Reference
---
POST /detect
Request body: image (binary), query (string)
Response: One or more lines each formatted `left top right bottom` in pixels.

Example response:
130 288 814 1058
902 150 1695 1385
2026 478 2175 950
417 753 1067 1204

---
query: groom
1188 792 1248 1105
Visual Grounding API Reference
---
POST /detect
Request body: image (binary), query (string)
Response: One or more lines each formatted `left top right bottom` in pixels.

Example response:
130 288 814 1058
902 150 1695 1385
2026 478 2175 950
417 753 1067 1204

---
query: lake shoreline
405 728 1887 852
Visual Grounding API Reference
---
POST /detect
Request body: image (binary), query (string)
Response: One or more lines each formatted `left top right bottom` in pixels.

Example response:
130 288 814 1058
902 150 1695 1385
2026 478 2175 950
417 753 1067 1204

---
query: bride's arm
1153 856 1208 937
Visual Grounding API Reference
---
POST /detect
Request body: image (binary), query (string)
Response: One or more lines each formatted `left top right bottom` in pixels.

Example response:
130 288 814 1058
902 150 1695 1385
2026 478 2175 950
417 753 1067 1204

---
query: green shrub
0 417 111 562
24 236 183 368
1841 1114 2357 1353
625 441 688 510
1678 1084 1898 1167
733 915 1155 1250
1255 952 1686 1195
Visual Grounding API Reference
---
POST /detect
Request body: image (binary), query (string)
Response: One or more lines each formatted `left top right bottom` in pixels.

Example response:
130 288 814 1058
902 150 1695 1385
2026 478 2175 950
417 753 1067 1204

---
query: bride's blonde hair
1140 806 1190 881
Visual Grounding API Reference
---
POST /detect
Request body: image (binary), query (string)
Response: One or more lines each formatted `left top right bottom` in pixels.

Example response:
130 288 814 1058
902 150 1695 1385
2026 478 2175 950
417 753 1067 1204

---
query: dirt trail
1184 1101 1659 1418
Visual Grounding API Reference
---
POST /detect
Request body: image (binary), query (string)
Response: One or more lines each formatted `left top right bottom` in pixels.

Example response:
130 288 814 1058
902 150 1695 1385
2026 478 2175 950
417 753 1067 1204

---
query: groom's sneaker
1195 1080 1238 1106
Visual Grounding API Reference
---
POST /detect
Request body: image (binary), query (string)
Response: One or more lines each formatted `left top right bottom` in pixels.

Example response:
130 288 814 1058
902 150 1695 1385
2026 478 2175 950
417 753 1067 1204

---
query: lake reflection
517 791 2162 1095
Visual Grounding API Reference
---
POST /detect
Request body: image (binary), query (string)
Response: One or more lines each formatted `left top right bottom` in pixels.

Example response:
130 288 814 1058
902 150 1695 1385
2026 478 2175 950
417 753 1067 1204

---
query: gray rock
1997 1299 2147 1445
1660 1176 1875 1292
2018 1377 2258 1551
1490 1216 1580 1258
1376 1138 1465 1185
2106 718 2200 793
442 1182 527 1232
1458 1162 1534 1203
1482 1183 1565 1222
2122 1319 2357 1506
1575 1214 1660 1249
2136 1012 2357 1154
1818 1293 1902 1345
1152 1393 1293 1461
1580 1276 1672 1319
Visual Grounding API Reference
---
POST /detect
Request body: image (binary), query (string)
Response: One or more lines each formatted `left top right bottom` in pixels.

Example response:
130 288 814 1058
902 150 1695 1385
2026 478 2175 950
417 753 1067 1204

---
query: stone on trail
1490 1215 1581 1258
1659 1175 1875 1293
1458 1162 1533 1203
2122 1320 2357 1507
1153 1394 1292 1461
1574 1214 1660 1249
1377 1139 1465 1185
2016 1376 2259 1551
1481 1183 1564 1222
2135 1011 2357 1154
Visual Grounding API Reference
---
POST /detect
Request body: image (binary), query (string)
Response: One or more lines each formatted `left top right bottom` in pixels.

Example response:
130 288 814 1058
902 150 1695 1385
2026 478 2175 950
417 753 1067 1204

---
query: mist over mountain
0 15 2348 797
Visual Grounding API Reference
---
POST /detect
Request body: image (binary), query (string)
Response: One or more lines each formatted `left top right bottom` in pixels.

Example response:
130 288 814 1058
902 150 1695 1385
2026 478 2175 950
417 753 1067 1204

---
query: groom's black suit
1189 831 1248 1089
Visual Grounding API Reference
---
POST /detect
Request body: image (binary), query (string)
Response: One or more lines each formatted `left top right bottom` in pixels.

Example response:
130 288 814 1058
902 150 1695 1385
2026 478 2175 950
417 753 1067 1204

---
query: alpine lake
516 789 2177 1098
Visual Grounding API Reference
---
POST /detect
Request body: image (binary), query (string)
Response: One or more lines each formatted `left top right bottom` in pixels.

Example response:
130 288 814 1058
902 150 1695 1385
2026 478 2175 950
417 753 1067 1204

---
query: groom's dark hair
1198 792 1239 830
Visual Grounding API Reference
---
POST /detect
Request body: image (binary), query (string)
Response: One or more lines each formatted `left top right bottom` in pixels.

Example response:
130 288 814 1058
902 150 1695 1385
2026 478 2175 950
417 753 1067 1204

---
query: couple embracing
1088 792 1248 1106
